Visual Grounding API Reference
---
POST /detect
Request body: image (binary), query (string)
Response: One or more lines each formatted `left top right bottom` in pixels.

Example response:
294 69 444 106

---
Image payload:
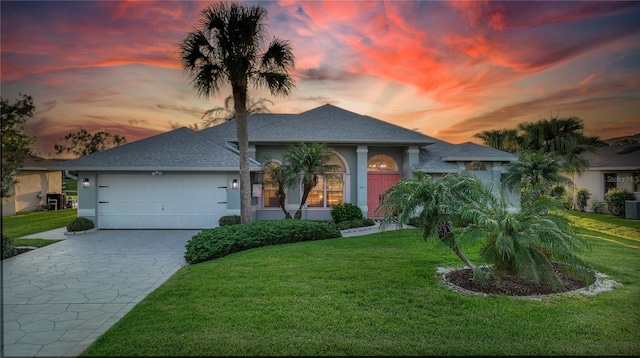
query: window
263 162 281 208
466 161 486 171
604 173 617 193
307 154 345 208
367 155 399 172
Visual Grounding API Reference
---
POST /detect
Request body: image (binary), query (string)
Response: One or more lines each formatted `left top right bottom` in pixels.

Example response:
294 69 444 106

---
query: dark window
604 173 617 193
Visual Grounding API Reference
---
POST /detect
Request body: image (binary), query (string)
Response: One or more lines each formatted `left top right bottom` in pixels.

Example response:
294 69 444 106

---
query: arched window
307 154 346 208
367 155 399 172
465 161 486 171
262 161 282 208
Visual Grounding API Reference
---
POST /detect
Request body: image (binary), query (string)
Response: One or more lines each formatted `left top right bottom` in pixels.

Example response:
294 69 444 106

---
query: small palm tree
201 95 273 128
284 143 339 220
262 161 296 220
502 151 572 200
180 2 295 224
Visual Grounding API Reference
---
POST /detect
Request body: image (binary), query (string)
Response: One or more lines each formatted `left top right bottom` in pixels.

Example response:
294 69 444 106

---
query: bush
2 234 16 260
363 217 375 227
605 188 635 216
330 203 363 224
66 217 95 232
218 215 241 227
590 200 604 214
576 188 591 212
185 220 341 264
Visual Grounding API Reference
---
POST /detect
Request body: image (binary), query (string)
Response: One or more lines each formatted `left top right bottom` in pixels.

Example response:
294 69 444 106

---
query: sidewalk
19 227 68 240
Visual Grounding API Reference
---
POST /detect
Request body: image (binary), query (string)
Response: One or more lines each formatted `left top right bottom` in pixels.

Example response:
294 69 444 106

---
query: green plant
2 234 16 259
576 188 591 212
66 217 95 232
590 200 604 214
330 203 363 223
218 215 241 227
363 217 375 227
185 220 341 264
605 188 635 216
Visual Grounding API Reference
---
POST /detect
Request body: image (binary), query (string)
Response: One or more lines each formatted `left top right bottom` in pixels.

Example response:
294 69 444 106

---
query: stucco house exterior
573 143 640 212
56 104 517 229
2 156 63 216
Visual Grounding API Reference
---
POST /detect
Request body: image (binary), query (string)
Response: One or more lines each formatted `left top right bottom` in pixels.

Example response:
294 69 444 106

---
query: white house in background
573 143 640 212
55 104 518 229
2 156 63 216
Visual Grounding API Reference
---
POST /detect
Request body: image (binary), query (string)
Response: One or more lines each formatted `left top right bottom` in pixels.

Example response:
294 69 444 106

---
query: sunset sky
2 0 639 158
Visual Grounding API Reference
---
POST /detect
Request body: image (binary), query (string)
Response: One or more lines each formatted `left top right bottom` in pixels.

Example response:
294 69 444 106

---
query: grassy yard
82 213 640 356
2 208 77 239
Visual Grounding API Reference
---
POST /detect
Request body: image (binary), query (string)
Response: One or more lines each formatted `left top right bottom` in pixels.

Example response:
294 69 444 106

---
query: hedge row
185 220 341 264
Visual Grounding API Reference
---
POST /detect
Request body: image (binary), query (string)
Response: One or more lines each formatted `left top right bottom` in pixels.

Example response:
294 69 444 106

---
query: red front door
367 173 401 217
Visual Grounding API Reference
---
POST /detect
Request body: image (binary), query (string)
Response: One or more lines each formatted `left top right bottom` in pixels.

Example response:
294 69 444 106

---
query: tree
283 142 338 220
180 2 295 224
473 129 520 153
54 129 126 157
502 151 572 200
262 161 296 220
378 171 591 291
1 93 37 197
202 95 273 128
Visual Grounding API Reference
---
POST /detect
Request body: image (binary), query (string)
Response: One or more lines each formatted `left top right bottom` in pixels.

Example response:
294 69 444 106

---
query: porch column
357 146 368 215
407 146 420 175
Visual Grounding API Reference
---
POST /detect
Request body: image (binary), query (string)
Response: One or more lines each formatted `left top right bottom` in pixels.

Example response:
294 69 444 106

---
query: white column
407 146 420 175
357 146 368 214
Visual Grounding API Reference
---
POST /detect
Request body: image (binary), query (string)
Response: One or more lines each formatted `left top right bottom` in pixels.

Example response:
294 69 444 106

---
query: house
2 156 63 216
56 104 518 229
573 143 640 211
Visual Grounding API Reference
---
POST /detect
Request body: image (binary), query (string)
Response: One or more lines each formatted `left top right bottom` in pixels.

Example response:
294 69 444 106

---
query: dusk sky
2 1 639 158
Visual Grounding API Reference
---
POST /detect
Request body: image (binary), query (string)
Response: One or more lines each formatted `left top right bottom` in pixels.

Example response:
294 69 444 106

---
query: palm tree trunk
233 86 252 224
440 221 476 270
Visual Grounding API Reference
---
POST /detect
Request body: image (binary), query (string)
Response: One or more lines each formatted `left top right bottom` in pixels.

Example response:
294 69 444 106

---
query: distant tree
1 93 37 197
202 95 273 128
283 143 339 220
474 129 520 153
168 121 200 131
54 129 126 157
179 2 295 224
612 138 639 145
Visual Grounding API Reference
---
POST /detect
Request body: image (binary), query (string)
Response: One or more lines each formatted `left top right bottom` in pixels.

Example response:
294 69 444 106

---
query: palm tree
262 161 296 220
473 129 520 153
180 2 295 224
201 95 273 128
378 171 484 269
502 151 572 200
283 142 339 220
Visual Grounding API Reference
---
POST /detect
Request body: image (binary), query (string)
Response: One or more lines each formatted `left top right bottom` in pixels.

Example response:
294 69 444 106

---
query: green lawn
2 208 77 239
82 213 640 356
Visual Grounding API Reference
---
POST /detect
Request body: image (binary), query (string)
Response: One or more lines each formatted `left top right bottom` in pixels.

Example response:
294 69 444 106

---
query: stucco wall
1 170 62 216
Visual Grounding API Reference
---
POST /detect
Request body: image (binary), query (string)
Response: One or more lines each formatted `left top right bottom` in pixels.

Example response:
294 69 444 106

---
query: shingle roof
199 104 438 145
416 141 517 173
55 127 260 171
583 144 640 170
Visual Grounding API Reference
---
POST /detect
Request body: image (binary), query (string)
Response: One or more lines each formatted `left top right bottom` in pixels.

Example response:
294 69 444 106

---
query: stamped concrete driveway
2 229 199 357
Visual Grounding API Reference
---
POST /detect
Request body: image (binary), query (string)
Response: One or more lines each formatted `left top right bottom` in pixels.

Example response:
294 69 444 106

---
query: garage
97 173 227 229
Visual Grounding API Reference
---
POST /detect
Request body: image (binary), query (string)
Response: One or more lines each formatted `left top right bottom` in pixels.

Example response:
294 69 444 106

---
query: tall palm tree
283 142 339 220
180 2 295 224
201 95 273 128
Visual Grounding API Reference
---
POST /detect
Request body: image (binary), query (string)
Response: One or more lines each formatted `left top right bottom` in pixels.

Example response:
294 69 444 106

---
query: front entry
367 173 400 217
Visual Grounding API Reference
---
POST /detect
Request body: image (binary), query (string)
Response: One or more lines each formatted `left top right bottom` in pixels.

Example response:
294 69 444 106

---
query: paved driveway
2 229 199 357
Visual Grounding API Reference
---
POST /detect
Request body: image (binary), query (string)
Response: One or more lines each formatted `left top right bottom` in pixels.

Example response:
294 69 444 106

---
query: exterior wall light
232 179 239 189
82 178 90 188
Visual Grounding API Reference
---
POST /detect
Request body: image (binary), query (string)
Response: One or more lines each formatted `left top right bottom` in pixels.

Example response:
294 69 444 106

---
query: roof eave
51 166 261 172
442 156 518 162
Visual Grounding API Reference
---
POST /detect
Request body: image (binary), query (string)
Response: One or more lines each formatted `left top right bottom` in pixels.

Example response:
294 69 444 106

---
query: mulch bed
445 263 587 296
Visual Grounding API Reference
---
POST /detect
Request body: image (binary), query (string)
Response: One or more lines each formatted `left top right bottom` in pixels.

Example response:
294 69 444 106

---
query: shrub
576 188 591 212
605 188 635 216
363 217 375 227
590 200 604 214
185 220 341 264
66 217 95 232
2 235 16 260
330 203 363 224
218 215 241 227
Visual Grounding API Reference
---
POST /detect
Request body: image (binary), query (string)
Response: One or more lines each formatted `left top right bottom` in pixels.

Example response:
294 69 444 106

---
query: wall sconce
231 179 239 189
151 171 163 176
82 178 90 189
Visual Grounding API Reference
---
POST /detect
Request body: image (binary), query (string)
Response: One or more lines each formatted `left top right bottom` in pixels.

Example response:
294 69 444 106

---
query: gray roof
584 144 640 170
416 141 517 173
199 104 438 145
55 127 260 171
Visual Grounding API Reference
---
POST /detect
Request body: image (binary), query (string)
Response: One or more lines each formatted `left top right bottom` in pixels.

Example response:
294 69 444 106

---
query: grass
82 213 640 356
2 208 77 238
12 238 63 248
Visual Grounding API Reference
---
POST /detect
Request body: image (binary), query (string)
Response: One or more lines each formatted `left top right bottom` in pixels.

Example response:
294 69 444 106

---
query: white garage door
97 173 227 229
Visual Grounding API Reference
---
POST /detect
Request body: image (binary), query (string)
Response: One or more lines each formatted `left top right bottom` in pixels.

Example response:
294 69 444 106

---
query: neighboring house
56 104 518 229
573 143 640 212
2 156 63 216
